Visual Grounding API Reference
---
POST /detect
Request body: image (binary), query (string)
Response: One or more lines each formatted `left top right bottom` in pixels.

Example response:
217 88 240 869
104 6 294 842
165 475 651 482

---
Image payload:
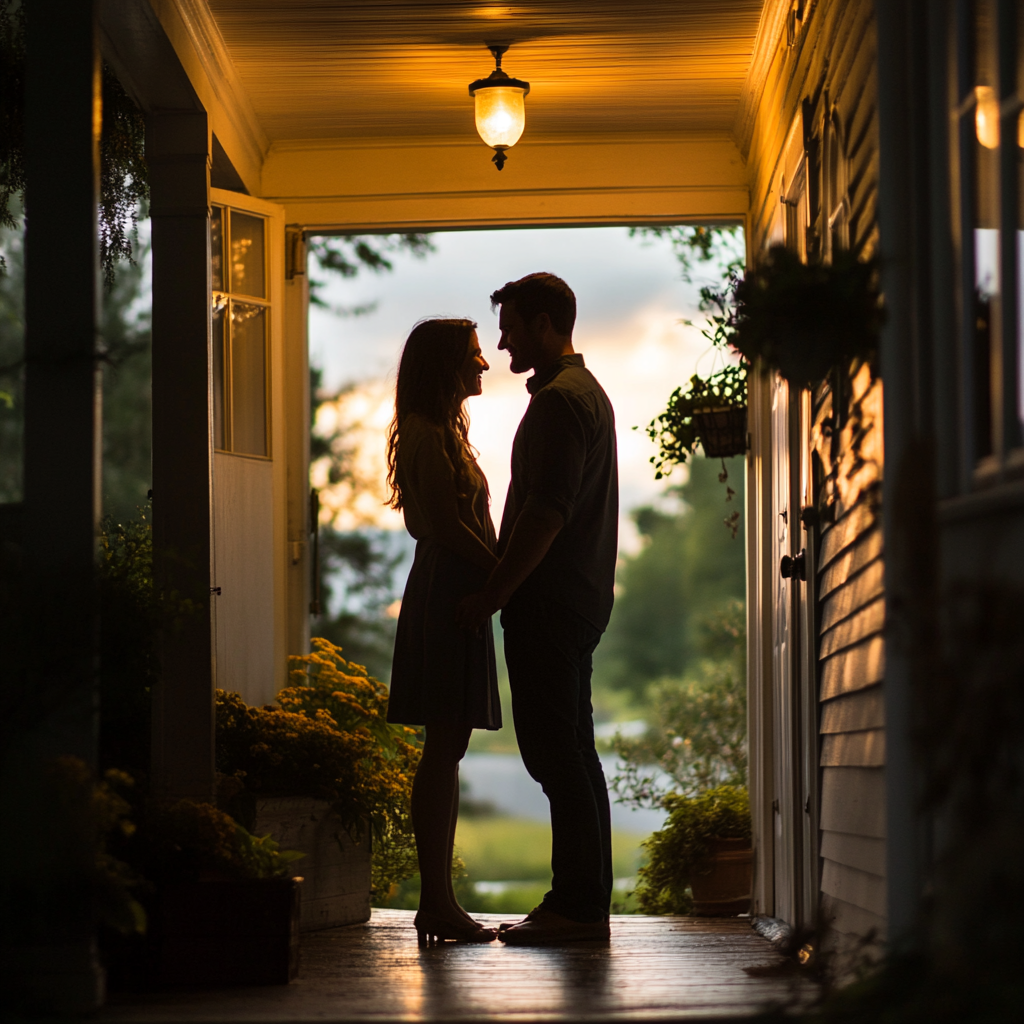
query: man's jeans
502 598 613 923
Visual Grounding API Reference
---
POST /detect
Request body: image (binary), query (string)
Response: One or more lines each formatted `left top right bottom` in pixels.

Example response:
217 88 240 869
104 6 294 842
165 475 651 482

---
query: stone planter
690 838 753 916
253 797 372 931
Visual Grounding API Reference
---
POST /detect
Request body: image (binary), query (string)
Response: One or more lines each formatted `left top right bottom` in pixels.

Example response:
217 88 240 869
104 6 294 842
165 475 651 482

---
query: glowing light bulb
474 86 526 149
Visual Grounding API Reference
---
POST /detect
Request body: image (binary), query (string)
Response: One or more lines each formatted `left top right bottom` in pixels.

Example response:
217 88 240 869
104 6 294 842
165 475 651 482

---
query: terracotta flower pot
690 837 752 916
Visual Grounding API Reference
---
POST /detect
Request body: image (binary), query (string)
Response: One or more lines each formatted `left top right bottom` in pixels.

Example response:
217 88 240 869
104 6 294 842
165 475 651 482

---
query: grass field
382 815 649 915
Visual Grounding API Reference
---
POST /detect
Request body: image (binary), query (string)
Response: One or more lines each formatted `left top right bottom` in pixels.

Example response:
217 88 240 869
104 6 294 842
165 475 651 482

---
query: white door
771 374 798 923
209 189 288 707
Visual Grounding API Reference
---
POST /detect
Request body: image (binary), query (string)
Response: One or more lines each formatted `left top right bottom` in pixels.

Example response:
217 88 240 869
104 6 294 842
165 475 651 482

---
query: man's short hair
490 272 576 336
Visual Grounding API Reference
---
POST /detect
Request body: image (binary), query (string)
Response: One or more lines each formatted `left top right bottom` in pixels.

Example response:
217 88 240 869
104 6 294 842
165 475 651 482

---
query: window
823 107 849 260
211 205 270 457
953 0 1024 474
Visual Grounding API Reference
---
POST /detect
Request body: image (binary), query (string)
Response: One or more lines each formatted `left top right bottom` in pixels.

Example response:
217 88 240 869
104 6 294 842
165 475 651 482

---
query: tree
101 230 152 522
593 456 745 698
0 214 24 503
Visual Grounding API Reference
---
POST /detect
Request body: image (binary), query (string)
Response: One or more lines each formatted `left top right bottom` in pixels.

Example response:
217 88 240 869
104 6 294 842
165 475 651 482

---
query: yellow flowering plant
215 638 421 901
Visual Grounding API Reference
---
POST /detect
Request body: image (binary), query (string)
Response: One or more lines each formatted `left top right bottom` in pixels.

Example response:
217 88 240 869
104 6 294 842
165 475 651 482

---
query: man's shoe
497 904 610 946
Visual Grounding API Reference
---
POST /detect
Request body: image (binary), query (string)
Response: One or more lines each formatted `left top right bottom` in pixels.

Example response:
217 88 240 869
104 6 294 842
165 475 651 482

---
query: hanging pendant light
469 44 530 171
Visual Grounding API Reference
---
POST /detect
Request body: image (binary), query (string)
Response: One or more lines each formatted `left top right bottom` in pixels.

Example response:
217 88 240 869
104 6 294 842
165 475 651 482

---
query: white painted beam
262 136 748 230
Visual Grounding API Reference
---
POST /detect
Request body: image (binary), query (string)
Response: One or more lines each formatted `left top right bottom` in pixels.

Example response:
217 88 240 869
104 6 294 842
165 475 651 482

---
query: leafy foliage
632 785 750 915
282 636 404 752
730 245 883 390
39 758 148 938
1 3 148 283
309 366 406 678
612 600 747 805
99 228 153 521
646 364 747 479
98 506 158 774
0 213 23 501
594 458 745 697
313 529 404 679
307 234 435 314
130 794 303 886
98 64 148 287
0 0 25 253
629 225 745 284
637 228 749 482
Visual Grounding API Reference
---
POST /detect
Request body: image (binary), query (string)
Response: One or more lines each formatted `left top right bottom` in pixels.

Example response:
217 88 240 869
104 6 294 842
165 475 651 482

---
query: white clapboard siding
745 0 886 948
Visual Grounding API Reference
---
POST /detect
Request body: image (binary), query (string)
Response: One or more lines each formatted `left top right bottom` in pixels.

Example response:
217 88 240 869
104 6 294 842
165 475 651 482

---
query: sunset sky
308 225 741 554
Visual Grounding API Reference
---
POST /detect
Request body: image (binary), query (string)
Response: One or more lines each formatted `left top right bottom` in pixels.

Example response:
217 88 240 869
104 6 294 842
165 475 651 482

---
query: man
458 272 618 944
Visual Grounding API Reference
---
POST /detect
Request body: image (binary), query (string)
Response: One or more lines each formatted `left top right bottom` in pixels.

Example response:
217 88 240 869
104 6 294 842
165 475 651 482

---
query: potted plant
215 638 421 929
139 798 304 987
646 363 748 478
729 244 883 390
633 785 752 917
645 272 748 542
99 781 306 989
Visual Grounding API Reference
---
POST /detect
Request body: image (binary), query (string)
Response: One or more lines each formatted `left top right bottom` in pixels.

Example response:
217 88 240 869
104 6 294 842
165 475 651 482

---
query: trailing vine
0 0 26 250
99 63 148 287
0 1 149 285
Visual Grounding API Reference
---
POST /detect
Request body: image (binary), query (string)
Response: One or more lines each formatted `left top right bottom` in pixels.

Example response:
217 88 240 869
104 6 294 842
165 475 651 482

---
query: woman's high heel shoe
415 910 497 946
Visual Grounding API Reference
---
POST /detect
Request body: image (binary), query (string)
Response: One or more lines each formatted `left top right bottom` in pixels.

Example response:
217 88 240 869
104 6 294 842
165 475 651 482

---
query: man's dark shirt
499 353 619 631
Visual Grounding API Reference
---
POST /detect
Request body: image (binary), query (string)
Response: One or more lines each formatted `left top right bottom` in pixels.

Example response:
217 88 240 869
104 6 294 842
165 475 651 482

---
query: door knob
780 549 807 581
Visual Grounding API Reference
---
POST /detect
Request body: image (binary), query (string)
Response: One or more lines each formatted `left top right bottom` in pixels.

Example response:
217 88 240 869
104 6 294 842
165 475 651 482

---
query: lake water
460 752 669 836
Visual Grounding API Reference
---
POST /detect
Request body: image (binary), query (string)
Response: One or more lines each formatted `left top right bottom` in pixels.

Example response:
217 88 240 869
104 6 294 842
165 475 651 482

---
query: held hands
456 590 501 630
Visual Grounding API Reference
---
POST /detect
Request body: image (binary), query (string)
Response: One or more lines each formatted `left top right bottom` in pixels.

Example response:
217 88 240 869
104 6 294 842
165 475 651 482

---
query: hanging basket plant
1 2 148 284
646 362 748 479
729 244 884 390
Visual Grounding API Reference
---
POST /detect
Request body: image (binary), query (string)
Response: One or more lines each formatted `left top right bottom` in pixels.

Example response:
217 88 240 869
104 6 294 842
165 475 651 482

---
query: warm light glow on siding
975 85 999 149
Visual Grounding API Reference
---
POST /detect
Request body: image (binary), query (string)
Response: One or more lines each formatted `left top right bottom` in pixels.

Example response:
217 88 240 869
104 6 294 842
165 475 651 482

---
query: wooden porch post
1 0 105 1009
876 0 931 944
147 112 216 802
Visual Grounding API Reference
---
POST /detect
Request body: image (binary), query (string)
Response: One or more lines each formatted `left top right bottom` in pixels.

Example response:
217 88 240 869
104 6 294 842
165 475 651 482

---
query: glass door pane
212 300 228 450
211 206 224 293
230 302 267 456
228 211 266 298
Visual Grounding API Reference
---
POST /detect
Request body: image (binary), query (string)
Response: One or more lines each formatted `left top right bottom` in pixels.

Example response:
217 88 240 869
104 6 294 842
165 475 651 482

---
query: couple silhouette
385 272 619 947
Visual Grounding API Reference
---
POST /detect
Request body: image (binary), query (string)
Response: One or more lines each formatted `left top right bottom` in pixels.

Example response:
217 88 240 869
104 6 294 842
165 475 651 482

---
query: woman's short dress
386 415 501 730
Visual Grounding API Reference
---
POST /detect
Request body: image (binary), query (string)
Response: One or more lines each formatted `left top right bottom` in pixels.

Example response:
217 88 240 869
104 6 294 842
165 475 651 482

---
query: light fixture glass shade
975 85 999 149
474 85 527 149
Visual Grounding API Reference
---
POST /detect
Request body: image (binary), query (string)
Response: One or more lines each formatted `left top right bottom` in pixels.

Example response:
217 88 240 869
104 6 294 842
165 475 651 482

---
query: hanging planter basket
646 363 748 479
729 244 884 389
692 405 748 459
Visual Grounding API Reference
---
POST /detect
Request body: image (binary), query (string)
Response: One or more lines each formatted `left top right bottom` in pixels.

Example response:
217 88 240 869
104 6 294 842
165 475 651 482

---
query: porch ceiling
206 0 766 145
131 1 781 228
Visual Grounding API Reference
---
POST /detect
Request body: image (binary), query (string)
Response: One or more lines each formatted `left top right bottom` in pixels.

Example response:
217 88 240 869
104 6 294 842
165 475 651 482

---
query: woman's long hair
386 318 480 510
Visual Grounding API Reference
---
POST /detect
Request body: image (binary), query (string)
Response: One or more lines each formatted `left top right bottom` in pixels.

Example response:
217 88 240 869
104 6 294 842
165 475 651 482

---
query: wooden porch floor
102 909 805 1023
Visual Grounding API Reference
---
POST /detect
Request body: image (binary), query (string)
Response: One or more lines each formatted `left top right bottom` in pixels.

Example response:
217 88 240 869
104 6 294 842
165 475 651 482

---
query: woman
385 318 501 945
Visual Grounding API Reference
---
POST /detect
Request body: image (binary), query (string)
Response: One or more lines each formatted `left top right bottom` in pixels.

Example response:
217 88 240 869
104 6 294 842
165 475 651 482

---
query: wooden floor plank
102 910 804 1022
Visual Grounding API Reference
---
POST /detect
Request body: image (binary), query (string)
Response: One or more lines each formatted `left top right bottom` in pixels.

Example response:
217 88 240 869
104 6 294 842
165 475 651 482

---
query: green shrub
633 785 750 915
612 600 746 804
135 797 303 886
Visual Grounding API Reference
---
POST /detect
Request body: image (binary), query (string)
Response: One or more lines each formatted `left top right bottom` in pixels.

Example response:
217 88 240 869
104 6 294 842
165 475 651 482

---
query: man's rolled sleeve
521 390 586 525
